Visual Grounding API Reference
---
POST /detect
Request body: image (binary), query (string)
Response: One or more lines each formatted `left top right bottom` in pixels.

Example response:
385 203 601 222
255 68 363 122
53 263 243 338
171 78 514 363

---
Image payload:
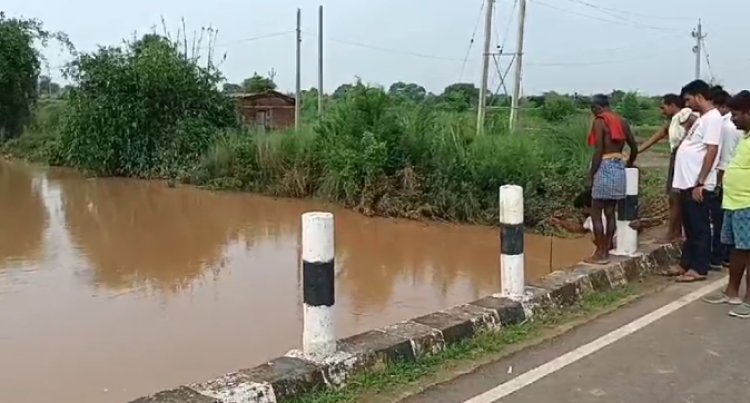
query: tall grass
192 83 597 228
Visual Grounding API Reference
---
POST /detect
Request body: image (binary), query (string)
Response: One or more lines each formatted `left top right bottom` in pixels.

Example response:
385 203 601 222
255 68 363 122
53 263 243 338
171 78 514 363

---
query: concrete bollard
612 168 639 257
499 185 525 300
301 212 336 358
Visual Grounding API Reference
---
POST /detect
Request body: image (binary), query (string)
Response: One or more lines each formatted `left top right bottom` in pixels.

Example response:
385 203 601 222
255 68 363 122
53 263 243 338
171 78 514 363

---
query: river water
0 160 592 403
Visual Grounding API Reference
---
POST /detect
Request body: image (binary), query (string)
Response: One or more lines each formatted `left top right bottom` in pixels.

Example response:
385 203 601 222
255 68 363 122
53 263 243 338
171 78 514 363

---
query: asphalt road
403 273 749 403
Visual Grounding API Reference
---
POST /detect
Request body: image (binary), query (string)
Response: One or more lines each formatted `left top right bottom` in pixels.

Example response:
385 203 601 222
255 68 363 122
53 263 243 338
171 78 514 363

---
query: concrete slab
129 387 216 403
382 321 446 357
470 296 526 327
338 329 415 366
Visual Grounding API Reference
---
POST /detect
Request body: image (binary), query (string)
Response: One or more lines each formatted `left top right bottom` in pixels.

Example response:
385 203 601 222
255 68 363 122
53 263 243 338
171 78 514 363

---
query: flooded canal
0 160 593 403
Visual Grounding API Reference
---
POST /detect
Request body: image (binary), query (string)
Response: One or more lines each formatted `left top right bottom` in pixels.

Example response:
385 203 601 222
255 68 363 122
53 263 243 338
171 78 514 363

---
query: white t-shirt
672 108 723 191
717 114 744 171
669 108 698 151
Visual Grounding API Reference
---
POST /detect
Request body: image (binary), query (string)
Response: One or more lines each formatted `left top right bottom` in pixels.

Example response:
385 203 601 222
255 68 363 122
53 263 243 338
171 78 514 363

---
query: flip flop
675 274 707 283
583 257 610 265
659 267 685 277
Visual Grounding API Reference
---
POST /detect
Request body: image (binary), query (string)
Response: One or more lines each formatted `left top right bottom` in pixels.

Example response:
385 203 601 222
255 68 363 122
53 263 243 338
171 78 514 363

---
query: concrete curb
130 242 680 403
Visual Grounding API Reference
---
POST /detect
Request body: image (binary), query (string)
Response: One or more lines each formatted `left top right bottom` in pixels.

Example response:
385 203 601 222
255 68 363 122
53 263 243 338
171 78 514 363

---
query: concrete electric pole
295 8 302 130
477 0 495 136
692 19 706 80
318 5 324 117
509 0 527 131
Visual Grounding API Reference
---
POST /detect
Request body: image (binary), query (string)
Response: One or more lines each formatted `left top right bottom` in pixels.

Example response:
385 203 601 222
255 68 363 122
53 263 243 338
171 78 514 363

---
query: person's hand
692 186 705 203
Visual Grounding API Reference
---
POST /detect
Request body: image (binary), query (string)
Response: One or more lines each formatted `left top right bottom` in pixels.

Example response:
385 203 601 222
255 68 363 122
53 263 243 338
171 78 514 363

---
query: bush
58 33 236 177
540 94 578 122
186 82 593 229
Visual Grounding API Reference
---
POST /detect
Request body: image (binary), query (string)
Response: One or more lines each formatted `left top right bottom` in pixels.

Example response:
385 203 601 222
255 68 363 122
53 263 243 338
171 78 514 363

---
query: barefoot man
639 94 698 243
584 94 638 265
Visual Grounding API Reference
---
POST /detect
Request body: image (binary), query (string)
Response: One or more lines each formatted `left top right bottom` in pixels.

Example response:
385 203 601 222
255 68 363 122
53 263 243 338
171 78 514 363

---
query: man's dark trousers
706 188 729 266
680 188 711 276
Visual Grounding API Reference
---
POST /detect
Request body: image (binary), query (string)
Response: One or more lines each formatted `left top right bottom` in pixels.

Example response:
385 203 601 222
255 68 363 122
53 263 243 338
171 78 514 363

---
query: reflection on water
0 163 47 269
0 160 592 403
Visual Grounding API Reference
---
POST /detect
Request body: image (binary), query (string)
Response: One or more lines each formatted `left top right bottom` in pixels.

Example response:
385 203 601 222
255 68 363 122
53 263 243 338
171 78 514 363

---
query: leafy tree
388 82 426 103
242 73 276 93
616 92 641 124
333 83 354 100
222 83 242 93
60 33 236 176
0 13 71 139
609 89 626 106
38 75 61 97
440 83 479 112
539 93 577 122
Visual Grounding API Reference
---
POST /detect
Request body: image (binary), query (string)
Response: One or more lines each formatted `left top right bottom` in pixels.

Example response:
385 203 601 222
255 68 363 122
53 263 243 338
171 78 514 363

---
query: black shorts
666 148 678 195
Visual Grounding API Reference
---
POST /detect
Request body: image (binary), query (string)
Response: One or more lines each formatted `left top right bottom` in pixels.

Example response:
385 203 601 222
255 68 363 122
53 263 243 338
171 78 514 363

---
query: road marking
463 278 726 403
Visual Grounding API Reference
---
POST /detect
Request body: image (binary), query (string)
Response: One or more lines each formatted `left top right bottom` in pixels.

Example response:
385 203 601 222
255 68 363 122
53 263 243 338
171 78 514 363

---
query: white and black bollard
612 168 639 257
499 185 525 300
302 212 336 358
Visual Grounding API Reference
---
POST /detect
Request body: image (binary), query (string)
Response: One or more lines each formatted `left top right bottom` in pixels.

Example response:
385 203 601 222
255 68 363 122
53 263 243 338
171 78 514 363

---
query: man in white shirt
708 87 744 268
668 80 723 282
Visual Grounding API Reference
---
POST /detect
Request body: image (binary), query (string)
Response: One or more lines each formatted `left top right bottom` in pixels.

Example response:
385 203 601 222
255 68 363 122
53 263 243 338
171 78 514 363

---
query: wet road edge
129 242 680 403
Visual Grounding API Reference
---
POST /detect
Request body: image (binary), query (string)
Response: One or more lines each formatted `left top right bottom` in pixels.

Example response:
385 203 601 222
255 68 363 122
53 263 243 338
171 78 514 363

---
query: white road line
463 278 726 403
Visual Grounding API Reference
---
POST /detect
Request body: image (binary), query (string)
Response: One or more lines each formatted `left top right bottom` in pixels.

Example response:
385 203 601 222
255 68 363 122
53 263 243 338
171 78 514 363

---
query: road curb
130 242 680 403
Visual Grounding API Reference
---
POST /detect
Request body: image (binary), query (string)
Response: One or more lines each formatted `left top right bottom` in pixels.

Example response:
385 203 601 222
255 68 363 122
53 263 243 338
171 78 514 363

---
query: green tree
388 82 427 103
440 83 479 111
242 73 276 93
222 83 242 93
333 83 354 100
38 75 61 97
60 33 236 176
539 93 577 122
0 13 70 139
616 92 641 124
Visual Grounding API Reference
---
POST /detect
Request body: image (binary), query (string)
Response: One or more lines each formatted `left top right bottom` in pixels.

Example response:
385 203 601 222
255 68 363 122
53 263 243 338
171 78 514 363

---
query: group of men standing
587 79 750 318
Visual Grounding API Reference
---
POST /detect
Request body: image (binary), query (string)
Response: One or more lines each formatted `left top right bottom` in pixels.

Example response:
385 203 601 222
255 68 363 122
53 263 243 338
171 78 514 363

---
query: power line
460 0 487 81
498 0 519 51
562 0 692 21
311 34 467 62
533 0 682 33
527 50 666 67
560 0 684 32
702 37 714 81
215 31 295 47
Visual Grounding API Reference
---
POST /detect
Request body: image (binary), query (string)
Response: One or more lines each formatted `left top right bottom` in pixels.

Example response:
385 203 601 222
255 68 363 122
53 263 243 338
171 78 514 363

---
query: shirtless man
584 94 638 264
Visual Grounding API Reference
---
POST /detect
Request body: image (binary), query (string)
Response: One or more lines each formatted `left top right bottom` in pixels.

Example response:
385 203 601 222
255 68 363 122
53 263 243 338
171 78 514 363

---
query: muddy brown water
0 160 593 403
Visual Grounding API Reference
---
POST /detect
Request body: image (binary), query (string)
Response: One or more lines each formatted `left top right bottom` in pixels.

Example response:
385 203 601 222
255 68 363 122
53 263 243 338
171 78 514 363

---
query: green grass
289 286 638 403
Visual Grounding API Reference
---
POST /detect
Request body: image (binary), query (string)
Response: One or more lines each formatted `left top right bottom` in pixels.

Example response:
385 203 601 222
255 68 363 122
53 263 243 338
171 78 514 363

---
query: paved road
403 273 750 403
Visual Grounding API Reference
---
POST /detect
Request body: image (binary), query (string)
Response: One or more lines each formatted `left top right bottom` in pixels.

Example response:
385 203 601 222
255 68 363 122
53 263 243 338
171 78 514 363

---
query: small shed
231 91 296 131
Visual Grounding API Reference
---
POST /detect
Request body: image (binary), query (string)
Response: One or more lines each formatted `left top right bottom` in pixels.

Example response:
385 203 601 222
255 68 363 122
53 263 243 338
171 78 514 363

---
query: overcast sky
5 0 749 95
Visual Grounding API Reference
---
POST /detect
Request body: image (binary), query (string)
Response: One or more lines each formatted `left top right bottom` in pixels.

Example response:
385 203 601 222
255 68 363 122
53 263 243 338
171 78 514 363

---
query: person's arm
638 126 668 154
692 116 722 202
625 121 638 167
588 119 606 185
682 114 698 131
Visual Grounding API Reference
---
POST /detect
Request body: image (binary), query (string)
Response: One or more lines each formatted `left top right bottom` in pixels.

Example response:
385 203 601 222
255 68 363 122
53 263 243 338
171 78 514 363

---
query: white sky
5 0 749 95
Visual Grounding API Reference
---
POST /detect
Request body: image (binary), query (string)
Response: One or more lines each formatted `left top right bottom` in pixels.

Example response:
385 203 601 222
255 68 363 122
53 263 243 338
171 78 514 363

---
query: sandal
659 267 685 277
675 274 707 283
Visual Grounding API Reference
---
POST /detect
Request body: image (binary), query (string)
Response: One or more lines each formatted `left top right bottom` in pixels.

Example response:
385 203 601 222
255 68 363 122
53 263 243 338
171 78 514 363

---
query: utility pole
295 8 302 130
692 19 706 80
318 5 324 117
509 0 527 131
477 0 495 135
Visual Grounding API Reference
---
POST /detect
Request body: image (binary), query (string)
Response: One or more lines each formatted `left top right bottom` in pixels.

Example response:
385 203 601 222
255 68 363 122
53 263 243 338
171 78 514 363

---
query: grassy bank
3 89 668 232
289 284 648 403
